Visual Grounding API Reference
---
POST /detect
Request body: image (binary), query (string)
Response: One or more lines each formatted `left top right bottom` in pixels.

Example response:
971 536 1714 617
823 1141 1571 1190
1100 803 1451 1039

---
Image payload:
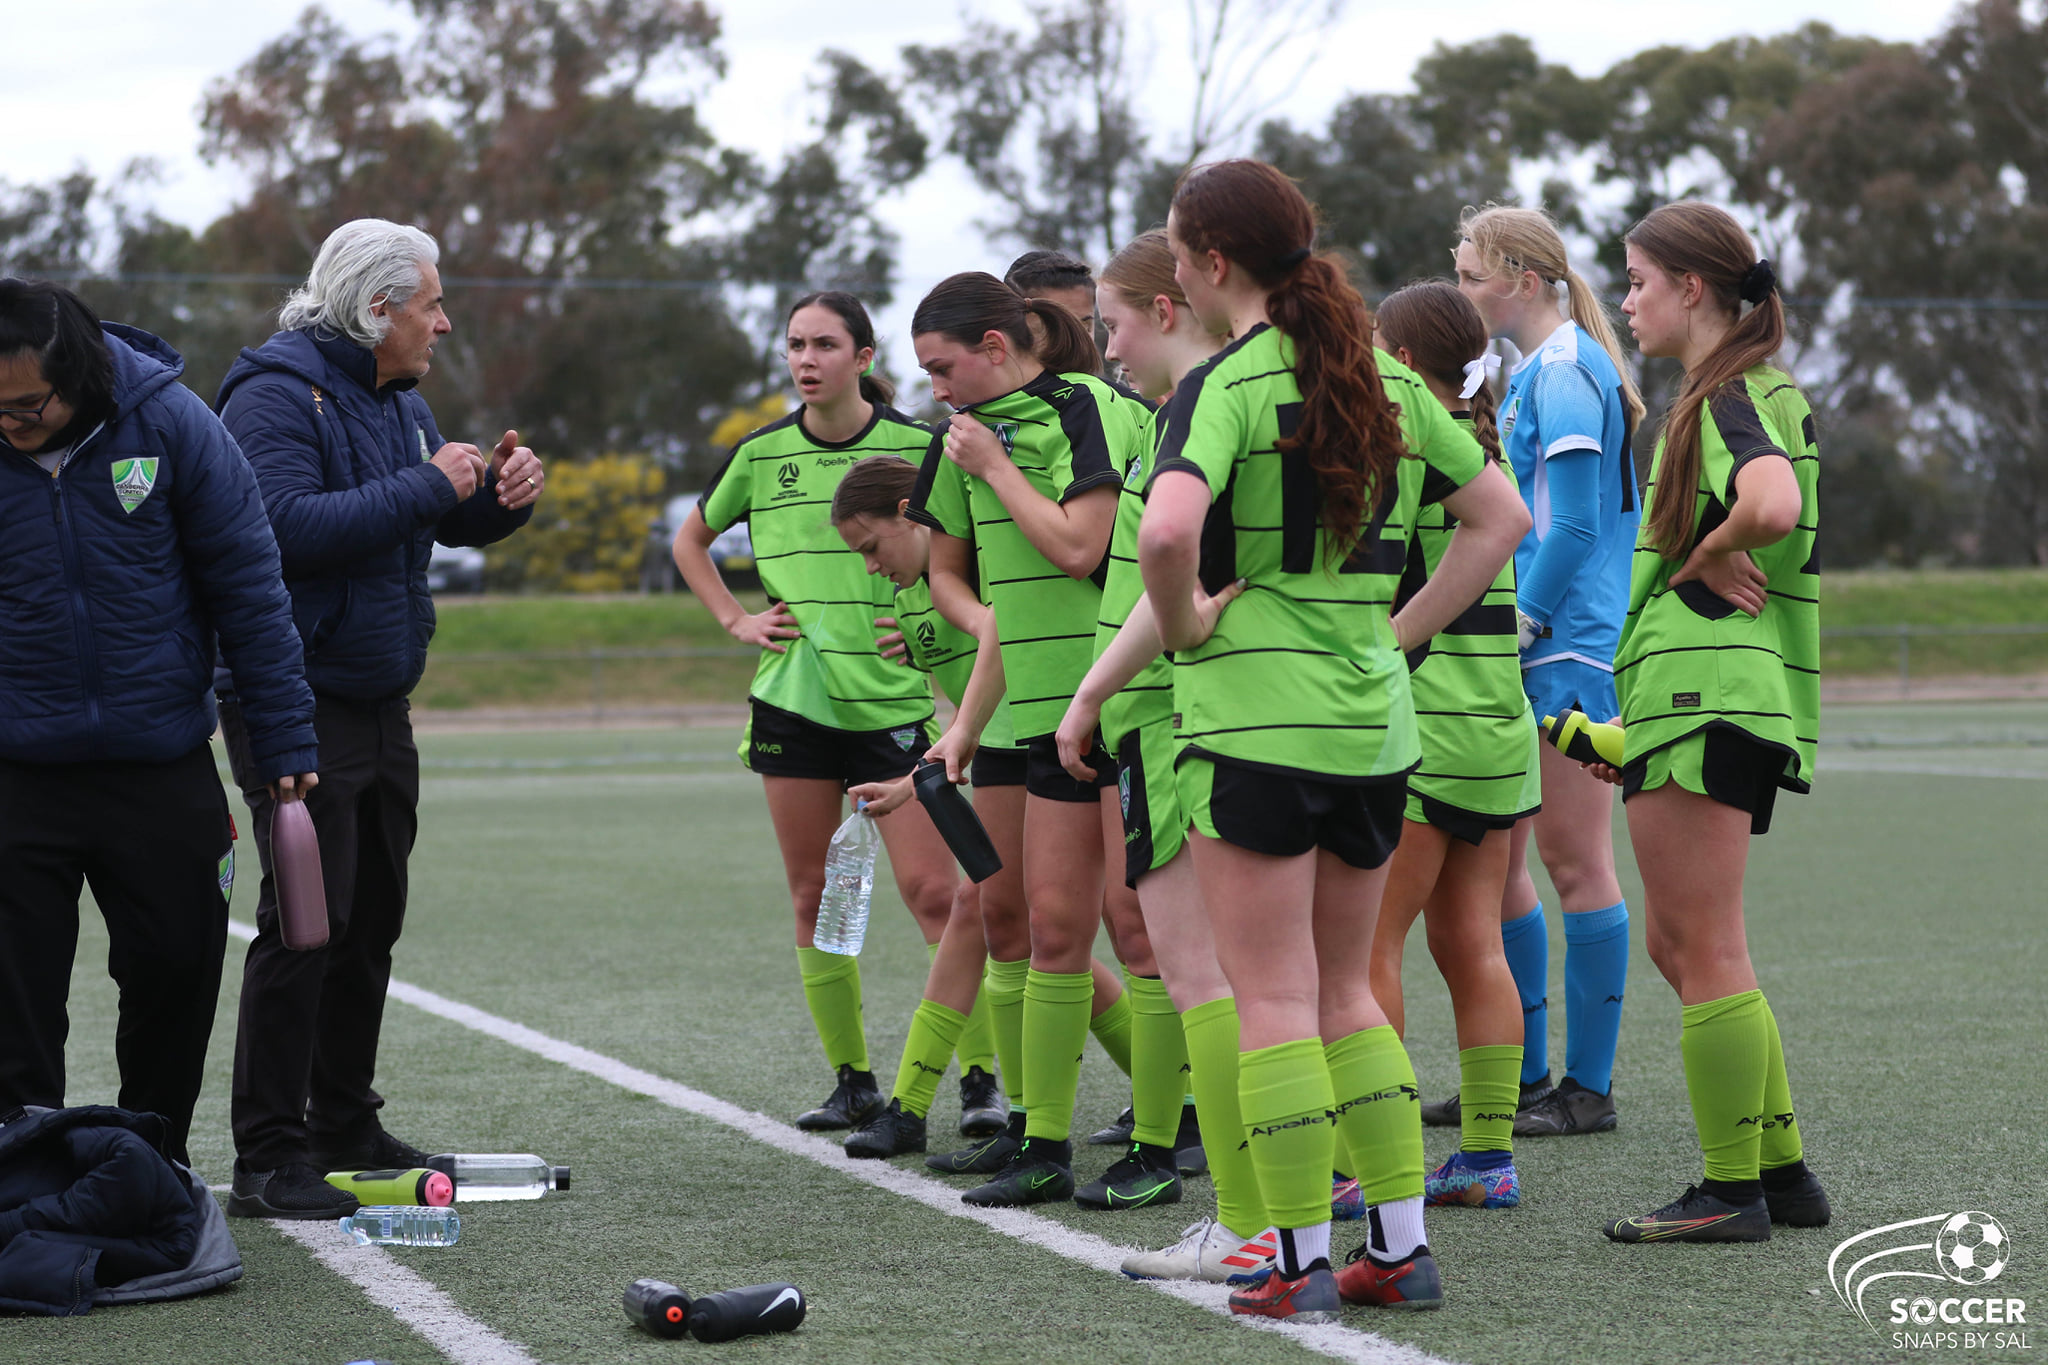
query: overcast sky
12 0 1951 375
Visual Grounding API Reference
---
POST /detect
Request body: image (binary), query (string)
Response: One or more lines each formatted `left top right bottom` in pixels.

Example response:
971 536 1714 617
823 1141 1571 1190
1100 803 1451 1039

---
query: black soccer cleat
928 1110 1024 1175
962 1137 1075 1207
1423 1074 1554 1128
1763 1163 1832 1228
844 1098 927 1159
312 1124 437 1173
1514 1076 1615 1136
1086 1105 1135 1146
958 1066 1008 1138
796 1063 884 1132
1076 1141 1183 1210
1172 1101 1206 1177
1603 1184 1771 1243
227 1160 360 1221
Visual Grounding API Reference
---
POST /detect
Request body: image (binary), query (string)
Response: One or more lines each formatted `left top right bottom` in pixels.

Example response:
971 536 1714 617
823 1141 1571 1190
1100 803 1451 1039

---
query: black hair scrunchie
1739 258 1778 305
1277 245 1312 271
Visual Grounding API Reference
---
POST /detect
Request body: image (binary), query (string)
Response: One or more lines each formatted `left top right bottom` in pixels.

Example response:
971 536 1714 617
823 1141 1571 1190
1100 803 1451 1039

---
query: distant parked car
642 493 757 592
428 542 487 594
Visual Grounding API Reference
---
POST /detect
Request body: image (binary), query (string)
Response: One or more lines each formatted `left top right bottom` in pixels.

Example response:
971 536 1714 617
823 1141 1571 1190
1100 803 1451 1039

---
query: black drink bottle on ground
622 1278 692 1338
688 1282 807 1342
912 760 1003 883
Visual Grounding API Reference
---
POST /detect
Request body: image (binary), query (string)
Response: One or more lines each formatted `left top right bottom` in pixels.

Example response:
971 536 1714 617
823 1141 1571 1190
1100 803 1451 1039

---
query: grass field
412 569 2048 711
9 703 2044 1365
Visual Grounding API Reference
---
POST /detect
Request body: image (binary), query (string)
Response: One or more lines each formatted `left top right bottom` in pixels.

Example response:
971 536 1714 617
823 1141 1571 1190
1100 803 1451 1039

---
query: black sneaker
928 1110 1024 1175
1514 1076 1615 1136
227 1160 361 1220
844 1099 927 1159
1762 1163 1832 1228
1171 1102 1206 1177
1086 1105 1136 1146
1604 1184 1771 1243
311 1125 435 1172
962 1137 1075 1207
1426 1074 1554 1127
1076 1141 1183 1210
796 1063 884 1131
958 1066 1007 1138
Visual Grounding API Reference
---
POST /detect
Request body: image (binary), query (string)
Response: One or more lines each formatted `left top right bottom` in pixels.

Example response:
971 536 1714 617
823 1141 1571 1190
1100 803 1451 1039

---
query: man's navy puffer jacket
0 325 315 784
216 329 531 702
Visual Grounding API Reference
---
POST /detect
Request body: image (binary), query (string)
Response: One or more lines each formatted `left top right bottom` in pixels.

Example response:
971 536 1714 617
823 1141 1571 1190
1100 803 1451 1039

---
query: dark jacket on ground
215 329 531 701
0 1106 240 1316
0 325 316 785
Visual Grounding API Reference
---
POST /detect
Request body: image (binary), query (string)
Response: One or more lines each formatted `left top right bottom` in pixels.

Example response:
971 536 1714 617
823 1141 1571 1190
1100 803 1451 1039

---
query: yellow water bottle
1541 710 1625 767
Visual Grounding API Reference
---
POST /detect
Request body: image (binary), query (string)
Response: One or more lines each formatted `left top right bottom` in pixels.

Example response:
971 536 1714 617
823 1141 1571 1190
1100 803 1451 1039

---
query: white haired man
215 219 544 1219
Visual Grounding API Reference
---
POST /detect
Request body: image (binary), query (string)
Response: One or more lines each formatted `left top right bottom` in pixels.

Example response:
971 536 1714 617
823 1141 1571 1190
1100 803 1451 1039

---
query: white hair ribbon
1460 353 1502 400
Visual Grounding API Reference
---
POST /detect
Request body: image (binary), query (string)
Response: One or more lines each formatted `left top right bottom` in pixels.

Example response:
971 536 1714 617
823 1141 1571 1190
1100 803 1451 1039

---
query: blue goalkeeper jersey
1500 320 1639 674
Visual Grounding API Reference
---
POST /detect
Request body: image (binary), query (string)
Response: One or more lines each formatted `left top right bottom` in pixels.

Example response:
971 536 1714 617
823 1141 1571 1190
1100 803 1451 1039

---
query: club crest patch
992 422 1019 455
111 458 158 513
891 728 919 752
1118 768 1132 819
217 848 235 901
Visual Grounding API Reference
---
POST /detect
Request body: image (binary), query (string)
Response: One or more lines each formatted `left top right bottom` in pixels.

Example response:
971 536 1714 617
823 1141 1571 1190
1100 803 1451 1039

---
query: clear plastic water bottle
427 1153 570 1201
811 803 878 956
338 1206 460 1246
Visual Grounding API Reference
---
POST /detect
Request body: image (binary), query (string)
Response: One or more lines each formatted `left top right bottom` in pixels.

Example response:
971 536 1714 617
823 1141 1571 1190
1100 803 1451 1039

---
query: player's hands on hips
846 775 914 817
941 413 1007 480
490 431 545 509
925 724 978 785
270 771 319 802
730 601 800 653
1671 545 1767 617
873 616 907 663
1054 695 1102 783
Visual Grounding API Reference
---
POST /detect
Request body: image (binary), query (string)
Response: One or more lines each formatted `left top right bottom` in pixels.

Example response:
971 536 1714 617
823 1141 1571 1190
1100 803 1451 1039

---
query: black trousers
0 744 234 1166
219 694 418 1169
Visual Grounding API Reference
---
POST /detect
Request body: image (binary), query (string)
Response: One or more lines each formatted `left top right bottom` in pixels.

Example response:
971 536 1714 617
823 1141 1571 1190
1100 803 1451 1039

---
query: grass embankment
413 569 2048 710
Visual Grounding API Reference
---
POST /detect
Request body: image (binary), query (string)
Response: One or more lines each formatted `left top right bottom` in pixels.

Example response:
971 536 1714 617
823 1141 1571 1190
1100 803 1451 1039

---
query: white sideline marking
227 920 1445 1365
268 1218 541 1365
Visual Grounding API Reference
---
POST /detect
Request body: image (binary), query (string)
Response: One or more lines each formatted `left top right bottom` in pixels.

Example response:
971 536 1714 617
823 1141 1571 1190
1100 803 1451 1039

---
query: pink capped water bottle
272 798 330 950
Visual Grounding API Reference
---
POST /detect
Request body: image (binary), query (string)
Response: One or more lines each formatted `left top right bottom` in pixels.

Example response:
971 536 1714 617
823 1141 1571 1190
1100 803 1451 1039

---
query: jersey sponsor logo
890 728 919 751
1672 691 1701 708
754 741 783 755
816 455 851 468
110 457 158 513
217 848 235 900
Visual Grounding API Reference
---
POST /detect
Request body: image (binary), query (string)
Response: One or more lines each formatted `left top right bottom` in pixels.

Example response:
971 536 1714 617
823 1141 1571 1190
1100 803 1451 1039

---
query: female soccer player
1143 160 1527 1321
1453 205 1645 1138
672 292 959 1135
907 272 1156 1208
1365 281 1540 1212
824 454 1023 1156
1591 201 1827 1242
1053 230 1278 1279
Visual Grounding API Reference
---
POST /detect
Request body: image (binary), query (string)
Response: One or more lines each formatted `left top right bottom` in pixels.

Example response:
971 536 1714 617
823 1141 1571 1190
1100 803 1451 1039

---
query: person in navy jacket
0 279 318 1168
213 219 543 1219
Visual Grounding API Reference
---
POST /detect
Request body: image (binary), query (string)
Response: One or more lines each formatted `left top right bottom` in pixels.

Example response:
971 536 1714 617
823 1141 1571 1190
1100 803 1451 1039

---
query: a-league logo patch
217 848 235 901
111 457 158 513
890 728 918 752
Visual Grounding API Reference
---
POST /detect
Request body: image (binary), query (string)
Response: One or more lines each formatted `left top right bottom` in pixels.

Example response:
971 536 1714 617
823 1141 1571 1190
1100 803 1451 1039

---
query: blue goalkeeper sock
1563 901 1628 1097
1500 904 1549 1085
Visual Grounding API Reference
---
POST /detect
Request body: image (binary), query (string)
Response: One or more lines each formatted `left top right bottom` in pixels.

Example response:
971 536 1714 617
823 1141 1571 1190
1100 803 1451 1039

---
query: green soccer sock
1125 971 1186 1149
1457 1044 1523 1155
1182 997 1269 1241
1680 989 1771 1183
983 957 1031 1110
891 999 968 1119
1758 996 1804 1170
1022 968 1095 1141
795 945 868 1072
924 942 998 1075
1325 1026 1424 1207
1089 987 1134 1078
1238 1036 1337 1231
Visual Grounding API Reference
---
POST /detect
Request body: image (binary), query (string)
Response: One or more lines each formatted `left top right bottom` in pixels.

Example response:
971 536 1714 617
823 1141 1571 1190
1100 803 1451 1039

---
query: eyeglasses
0 389 57 423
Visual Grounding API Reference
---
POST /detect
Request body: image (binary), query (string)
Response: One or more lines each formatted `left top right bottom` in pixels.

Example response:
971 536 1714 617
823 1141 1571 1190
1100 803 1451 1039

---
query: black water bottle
688 1282 807 1343
621 1278 692 1338
912 760 1003 883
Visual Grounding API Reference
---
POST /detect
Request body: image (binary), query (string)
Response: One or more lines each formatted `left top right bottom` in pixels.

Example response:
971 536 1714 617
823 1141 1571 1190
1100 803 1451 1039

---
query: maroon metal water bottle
271 797 329 950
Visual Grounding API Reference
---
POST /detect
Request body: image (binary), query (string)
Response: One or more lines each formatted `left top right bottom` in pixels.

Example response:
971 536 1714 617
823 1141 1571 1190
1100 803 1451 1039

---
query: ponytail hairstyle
1170 158 1406 566
1374 280 1502 464
1098 230 1188 314
1458 204 1645 432
910 271 1100 378
1624 201 1786 561
787 290 894 406
830 453 921 525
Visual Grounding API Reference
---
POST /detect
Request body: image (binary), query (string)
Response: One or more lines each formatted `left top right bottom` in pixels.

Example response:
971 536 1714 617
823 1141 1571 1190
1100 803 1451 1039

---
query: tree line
3 0 2043 570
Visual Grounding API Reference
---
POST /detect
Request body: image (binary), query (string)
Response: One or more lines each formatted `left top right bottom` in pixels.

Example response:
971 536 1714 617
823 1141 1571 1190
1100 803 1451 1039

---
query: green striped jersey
891 576 1018 750
908 371 1137 741
1094 396 1173 749
1614 366 1820 788
1148 325 1488 781
699 404 936 732
1397 414 1540 819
